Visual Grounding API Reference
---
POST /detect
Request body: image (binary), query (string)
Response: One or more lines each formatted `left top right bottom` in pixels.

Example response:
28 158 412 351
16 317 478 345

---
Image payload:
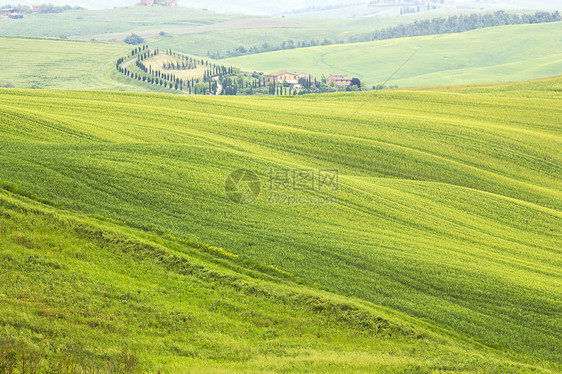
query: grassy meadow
0 38 136 90
224 22 562 87
2 17 561 92
0 76 560 371
145 14 452 58
0 5 503 58
0 179 554 372
0 7 235 39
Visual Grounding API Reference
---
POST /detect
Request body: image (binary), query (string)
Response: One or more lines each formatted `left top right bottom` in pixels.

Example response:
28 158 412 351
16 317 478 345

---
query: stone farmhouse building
0 8 23 19
265 71 311 85
326 74 352 86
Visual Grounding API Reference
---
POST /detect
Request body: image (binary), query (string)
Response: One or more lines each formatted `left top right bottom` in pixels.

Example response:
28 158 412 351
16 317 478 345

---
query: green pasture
0 77 560 369
0 37 135 90
0 7 235 38
224 22 562 87
0 184 553 372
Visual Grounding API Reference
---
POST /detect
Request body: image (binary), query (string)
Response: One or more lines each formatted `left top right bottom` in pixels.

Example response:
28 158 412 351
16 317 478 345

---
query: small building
326 74 352 86
0 8 23 19
265 72 282 84
265 70 310 85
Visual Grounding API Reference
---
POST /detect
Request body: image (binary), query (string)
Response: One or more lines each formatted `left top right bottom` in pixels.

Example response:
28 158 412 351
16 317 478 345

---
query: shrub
124 34 145 45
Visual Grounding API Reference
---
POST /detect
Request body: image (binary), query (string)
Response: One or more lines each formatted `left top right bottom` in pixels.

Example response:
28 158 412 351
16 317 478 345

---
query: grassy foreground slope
0 78 561 367
0 189 548 373
224 22 562 87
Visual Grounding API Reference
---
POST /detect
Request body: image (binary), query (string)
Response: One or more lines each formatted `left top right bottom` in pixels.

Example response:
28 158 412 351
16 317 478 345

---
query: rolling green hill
0 38 135 90
1 182 553 373
3 18 560 92
0 37 228 93
0 7 235 39
5 5 544 61
224 22 562 87
0 76 560 371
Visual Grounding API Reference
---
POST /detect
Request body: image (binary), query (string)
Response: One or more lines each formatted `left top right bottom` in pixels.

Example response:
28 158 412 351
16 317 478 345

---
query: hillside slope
0 38 133 90
0 7 235 38
0 189 549 373
224 22 562 87
0 77 560 368
0 37 223 94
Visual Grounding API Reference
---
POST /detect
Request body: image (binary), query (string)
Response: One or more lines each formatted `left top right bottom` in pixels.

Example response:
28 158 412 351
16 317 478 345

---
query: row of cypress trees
115 45 237 95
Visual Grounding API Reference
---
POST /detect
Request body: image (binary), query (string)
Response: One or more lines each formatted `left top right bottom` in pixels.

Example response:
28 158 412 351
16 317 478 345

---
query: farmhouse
265 70 310 85
0 8 23 19
0 8 12 18
326 74 352 86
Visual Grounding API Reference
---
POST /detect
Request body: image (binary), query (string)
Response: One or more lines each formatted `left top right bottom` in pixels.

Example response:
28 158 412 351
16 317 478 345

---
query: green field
224 22 562 87
0 7 235 39
0 38 136 90
0 5 514 59
0 76 560 371
145 14 453 58
0 37 227 93
2 19 561 92
2 182 554 373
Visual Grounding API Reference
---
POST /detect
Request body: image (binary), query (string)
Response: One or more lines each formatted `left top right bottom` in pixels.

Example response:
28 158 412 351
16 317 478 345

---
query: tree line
116 45 236 95
116 46 369 96
370 10 561 41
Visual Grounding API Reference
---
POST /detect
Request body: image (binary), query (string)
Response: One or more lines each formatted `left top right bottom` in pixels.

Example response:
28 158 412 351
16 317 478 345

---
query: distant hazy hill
1 0 560 12
0 0 136 9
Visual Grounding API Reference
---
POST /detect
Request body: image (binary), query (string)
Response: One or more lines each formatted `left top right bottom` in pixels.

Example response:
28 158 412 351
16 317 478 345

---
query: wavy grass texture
0 77 561 368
